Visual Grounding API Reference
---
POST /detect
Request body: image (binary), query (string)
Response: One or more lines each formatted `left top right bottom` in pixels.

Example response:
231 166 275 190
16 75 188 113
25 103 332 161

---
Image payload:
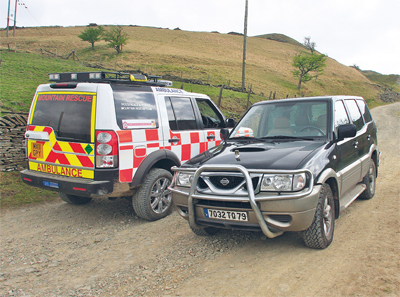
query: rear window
113 87 158 130
30 92 95 143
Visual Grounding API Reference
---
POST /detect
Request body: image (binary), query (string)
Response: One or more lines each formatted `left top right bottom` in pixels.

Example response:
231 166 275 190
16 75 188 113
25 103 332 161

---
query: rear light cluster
95 131 118 168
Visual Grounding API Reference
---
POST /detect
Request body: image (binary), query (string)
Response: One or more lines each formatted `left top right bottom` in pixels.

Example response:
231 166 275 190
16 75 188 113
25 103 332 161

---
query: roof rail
48 71 168 86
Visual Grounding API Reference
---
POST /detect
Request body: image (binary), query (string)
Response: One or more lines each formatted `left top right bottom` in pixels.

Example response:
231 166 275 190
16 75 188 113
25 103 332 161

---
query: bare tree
303 37 316 53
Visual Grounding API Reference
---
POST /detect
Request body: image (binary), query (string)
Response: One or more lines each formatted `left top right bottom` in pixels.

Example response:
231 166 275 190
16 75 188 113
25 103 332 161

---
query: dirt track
1 103 399 297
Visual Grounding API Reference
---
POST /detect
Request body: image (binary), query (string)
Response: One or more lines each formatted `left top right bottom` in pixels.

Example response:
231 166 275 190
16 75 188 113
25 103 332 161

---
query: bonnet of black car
230 146 269 152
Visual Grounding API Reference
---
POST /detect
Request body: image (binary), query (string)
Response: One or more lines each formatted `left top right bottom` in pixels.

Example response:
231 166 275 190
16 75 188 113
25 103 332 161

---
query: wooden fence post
246 86 252 109
217 85 224 108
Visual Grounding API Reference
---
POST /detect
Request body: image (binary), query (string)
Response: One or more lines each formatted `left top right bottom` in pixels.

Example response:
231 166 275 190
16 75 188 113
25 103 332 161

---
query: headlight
261 173 307 192
293 173 306 191
177 172 194 187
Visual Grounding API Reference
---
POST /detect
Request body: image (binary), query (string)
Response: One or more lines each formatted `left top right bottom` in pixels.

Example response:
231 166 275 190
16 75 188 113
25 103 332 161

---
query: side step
340 184 366 211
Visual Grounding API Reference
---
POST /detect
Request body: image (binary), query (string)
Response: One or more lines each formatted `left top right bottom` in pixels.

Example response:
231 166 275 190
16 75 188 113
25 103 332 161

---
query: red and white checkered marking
116 129 221 182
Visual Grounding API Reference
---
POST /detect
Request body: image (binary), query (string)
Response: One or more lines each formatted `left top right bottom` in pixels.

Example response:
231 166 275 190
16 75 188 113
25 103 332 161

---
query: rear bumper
20 169 132 198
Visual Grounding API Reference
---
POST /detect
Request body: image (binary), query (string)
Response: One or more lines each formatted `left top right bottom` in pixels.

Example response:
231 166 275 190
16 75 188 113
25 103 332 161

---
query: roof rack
48 71 168 86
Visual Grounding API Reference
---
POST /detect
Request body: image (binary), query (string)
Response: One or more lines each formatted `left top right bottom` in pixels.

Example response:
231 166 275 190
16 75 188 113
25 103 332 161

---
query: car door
194 98 224 150
356 99 376 178
334 100 362 195
162 96 223 164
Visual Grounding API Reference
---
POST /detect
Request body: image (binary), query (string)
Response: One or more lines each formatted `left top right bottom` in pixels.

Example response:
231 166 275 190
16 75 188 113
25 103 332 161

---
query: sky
2 0 399 75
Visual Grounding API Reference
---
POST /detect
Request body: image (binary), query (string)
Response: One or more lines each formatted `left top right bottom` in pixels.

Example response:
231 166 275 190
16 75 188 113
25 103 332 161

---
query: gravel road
1 103 399 297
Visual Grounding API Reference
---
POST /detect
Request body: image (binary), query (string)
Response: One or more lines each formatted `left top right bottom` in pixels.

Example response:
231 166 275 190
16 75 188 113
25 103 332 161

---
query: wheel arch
131 150 180 188
316 168 340 219
371 149 379 178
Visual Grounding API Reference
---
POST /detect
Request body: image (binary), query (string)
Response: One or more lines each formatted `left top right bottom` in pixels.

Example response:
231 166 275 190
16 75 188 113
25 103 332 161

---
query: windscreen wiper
261 135 315 141
227 136 265 143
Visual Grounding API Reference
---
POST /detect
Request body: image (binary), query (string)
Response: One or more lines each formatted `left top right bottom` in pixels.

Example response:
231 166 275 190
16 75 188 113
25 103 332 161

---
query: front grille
209 175 244 189
198 174 260 193
244 177 260 191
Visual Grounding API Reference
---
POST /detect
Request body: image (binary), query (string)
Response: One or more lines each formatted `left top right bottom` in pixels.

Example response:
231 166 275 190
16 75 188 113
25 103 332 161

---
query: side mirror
220 128 230 141
337 124 356 141
226 118 235 128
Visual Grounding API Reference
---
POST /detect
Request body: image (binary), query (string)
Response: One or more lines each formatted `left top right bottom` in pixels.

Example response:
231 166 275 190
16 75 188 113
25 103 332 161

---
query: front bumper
20 169 132 198
170 165 321 237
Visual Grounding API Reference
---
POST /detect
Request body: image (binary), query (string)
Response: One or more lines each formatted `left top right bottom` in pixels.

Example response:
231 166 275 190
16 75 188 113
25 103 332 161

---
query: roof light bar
49 73 60 80
71 73 78 80
89 73 102 79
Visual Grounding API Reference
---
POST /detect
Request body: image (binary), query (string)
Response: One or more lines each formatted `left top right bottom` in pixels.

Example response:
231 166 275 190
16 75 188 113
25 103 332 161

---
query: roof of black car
253 95 364 106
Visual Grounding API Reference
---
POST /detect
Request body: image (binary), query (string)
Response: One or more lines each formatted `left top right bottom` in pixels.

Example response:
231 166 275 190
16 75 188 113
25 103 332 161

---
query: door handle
367 134 371 141
353 141 358 148
207 134 215 140
168 138 180 143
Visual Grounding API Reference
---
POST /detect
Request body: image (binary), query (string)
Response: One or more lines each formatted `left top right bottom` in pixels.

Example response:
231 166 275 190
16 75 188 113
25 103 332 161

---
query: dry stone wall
0 114 28 171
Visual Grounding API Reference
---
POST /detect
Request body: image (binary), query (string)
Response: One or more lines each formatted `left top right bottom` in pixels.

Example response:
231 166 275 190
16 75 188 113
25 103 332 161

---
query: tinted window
356 99 372 123
196 98 224 128
345 99 364 131
334 101 350 129
165 97 177 130
113 88 158 130
167 97 197 130
31 92 94 143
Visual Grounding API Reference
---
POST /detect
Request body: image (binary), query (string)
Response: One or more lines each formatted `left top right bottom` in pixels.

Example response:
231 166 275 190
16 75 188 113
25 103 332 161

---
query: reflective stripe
117 129 221 183
29 161 94 179
27 126 94 171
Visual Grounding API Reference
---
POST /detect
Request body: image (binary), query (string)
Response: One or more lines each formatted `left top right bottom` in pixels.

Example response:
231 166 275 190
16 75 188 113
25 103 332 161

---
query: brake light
95 131 118 168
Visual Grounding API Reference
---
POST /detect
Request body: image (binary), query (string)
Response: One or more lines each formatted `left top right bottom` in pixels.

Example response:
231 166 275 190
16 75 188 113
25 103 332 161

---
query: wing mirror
220 128 230 141
337 124 356 141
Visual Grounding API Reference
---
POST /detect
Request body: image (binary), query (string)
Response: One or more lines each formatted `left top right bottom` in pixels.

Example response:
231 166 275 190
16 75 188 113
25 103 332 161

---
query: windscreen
30 92 95 143
231 100 328 138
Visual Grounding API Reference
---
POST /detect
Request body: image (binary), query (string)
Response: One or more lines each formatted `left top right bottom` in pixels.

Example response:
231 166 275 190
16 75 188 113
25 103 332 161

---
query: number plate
43 181 59 188
31 142 43 159
204 209 248 221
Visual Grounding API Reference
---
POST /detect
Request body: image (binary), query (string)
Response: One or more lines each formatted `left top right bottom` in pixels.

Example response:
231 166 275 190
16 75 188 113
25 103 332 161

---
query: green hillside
0 25 390 115
254 33 303 47
361 71 400 93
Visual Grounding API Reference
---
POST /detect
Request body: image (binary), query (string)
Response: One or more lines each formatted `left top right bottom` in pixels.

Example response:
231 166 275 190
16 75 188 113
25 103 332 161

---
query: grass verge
0 171 58 209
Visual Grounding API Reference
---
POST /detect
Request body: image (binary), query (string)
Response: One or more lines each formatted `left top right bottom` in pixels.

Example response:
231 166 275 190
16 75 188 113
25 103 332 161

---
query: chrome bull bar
177 164 303 239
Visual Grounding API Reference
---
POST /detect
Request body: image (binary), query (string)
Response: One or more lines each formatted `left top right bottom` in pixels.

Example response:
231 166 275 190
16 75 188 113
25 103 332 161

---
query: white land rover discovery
20 71 234 221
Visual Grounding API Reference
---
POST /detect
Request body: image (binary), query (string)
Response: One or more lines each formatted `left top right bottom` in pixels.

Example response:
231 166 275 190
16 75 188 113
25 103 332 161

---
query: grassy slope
1 26 382 108
362 72 400 93
254 33 303 47
0 51 104 112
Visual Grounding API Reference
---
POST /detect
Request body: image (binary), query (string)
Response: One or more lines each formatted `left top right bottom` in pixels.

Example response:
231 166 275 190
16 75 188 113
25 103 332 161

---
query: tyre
132 168 173 221
359 159 376 200
190 225 220 236
302 183 335 249
58 193 92 205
